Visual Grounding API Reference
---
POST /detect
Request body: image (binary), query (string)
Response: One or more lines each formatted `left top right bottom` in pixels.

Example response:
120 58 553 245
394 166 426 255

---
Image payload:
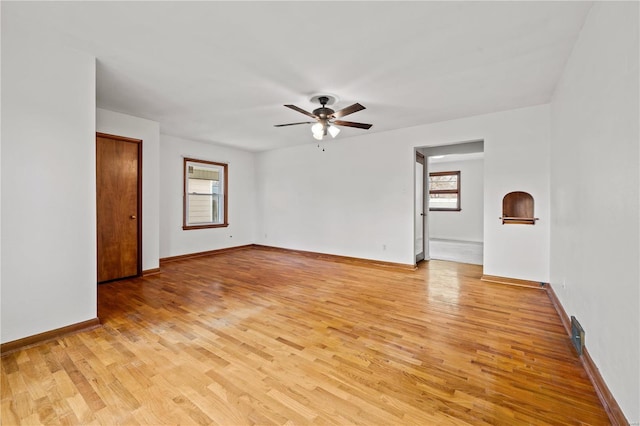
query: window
429 171 460 211
183 158 228 229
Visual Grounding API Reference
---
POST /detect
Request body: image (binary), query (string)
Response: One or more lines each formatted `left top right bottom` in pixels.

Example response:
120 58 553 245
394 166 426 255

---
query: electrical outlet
382 244 387 251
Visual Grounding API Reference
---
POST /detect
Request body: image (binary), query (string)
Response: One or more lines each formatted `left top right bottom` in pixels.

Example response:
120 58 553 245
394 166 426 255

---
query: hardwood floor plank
2 247 611 425
65 392 94 424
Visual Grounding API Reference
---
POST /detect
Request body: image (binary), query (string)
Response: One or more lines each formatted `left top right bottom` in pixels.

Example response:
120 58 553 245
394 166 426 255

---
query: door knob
130 215 136 219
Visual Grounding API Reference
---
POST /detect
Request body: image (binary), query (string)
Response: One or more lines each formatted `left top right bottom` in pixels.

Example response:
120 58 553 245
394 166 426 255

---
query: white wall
257 137 411 263
159 135 256 258
550 3 639 422
96 108 160 271
428 157 484 243
482 107 550 281
256 104 550 280
1 14 97 342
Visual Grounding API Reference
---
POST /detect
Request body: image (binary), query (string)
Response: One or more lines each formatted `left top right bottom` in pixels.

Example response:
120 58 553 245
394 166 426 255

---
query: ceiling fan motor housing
312 96 334 119
313 107 334 119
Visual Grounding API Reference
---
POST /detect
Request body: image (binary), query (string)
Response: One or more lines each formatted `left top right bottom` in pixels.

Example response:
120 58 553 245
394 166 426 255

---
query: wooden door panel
97 135 141 282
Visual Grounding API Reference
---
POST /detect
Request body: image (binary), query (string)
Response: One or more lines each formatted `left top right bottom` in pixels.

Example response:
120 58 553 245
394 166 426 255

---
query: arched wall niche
500 191 538 225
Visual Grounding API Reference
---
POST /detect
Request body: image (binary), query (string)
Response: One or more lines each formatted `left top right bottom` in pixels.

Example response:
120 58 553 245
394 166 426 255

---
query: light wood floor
2 247 610 425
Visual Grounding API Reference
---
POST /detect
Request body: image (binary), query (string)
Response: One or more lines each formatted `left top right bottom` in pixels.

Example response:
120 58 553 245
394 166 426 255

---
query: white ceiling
6 1 593 151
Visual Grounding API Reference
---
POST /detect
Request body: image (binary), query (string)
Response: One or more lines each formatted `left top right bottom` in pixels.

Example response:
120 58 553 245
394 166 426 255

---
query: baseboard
546 283 629 426
1 318 101 356
160 244 254 264
161 244 416 271
545 283 571 333
481 274 546 289
429 239 484 265
582 347 630 425
253 244 417 271
429 238 483 245
142 267 161 276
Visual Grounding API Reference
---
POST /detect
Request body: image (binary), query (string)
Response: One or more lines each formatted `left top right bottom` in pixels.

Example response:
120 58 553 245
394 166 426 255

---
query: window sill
183 223 229 230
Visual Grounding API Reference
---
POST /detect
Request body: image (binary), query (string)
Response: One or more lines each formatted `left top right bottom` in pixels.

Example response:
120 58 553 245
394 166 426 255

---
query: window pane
188 194 214 223
188 165 220 182
187 175 221 225
429 193 459 209
429 174 458 191
188 178 215 195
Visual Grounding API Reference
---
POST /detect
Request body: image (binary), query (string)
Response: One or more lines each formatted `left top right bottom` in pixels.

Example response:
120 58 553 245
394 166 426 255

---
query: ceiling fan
274 95 372 140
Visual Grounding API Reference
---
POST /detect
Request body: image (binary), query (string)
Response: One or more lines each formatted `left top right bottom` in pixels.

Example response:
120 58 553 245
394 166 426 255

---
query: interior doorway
416 141 484 265
96 133 142 282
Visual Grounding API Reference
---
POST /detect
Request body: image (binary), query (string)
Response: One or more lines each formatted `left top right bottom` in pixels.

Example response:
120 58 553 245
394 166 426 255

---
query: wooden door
96 133 142 282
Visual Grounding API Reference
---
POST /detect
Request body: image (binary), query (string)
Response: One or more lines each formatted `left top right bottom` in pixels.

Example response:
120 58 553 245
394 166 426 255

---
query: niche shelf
500 191 539 225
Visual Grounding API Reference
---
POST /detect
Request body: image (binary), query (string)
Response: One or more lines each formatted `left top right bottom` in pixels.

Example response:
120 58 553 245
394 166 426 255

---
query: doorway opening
415 141 484 265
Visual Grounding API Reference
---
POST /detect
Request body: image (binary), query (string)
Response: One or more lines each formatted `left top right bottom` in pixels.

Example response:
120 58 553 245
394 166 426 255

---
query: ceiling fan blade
333 120 372 130
284 104 317 119
274 121 315 127
331 103 365 118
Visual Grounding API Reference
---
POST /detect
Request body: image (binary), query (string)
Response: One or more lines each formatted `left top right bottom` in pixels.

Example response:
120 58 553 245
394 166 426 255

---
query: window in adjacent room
429 171 461 211
183 158 228 229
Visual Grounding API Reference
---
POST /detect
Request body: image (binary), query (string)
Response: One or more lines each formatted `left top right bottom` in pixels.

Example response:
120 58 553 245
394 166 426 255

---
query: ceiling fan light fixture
311 122 325 140
328 125 340 138
311 122 323 134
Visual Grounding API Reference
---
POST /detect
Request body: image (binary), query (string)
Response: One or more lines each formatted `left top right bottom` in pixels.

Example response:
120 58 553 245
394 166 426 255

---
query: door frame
96 132 143 280
415 150 427 264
